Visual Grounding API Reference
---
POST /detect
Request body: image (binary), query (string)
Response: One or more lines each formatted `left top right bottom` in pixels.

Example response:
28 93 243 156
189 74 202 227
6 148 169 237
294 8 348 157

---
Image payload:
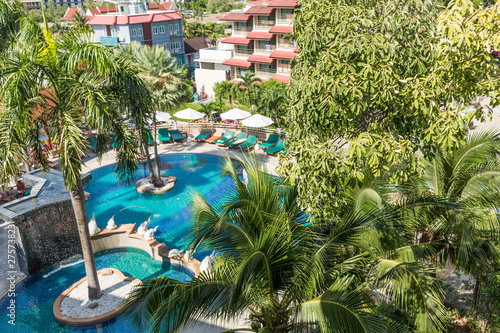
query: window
137 28 143 36
120 6 124 13
131 29 137 37
152 26 158 35
170 42 181 52
159 25 165 34
111 29 118 37
168 24 173 32
176 59 182 67
174 23 179 32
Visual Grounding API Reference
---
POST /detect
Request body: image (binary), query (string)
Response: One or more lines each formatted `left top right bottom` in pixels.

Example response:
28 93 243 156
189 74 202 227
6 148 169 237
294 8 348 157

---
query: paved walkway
81 141 281 176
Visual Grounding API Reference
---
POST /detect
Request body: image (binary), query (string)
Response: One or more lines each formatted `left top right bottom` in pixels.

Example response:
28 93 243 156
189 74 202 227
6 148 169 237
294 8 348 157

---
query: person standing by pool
16 179 26 198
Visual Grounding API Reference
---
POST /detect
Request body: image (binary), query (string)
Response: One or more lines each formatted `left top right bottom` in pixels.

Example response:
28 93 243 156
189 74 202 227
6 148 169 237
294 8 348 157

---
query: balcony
234 49 253 58
277 16 293 25
254 22 275 31
255 68 276 79
277 41 296 50
100 36 119 47
277 66 291 74
233 27 250 36
255 45 276 55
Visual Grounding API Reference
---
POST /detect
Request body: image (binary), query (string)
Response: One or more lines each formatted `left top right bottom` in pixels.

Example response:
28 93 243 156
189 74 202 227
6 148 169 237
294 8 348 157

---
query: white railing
255 68 276 78
158 122 285 137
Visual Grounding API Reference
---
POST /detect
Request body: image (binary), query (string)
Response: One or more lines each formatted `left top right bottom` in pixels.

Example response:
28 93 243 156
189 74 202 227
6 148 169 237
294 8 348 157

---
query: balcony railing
255 45 276 55
254 22 275 30
277 17 293 25
277 41 295 50
255 68 276 79
277 66 291 74
233 27 250 36
235 49 253 57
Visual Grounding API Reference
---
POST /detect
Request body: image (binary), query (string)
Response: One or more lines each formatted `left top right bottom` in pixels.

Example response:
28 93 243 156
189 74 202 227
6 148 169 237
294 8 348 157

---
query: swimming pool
0 248 193 333
0 153 241 332
85 153 241 254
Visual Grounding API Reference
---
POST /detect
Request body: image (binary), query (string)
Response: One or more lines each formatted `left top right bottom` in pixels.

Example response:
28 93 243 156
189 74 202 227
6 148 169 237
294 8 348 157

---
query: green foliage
183 21 229 42
0 0 23 54
284 0 500 219
122 155 450 333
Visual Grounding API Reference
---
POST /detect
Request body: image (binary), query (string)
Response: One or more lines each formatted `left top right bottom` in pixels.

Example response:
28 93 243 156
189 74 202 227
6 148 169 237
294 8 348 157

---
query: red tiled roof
268 0 298 8
272 73 290 83
220 36 251 45
97 6 117 13
219 13 251 21
245 7 274 15
248 54 274 64
88 8 99 16
246 1 272 5
247 31 274 40
270 50 296 60
87 13 180 26
222 58 253 68
269 25 292 34
59 8 79 21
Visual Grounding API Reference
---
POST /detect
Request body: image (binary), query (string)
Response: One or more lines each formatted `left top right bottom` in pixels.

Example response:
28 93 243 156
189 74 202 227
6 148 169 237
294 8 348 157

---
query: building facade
86 0 185 66
219 0 297 83
193 0 297 100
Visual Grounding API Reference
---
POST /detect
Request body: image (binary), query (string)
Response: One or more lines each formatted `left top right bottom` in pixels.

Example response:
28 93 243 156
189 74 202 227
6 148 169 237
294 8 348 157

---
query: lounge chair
87 137 97 152
169 130 185 142
214 131 235 145
158 128 171 143
146 129 155 145
195 131 212 142
205 134 222 143
264 139 285 156
259 134 280 150
225 133 248 147
238 135 258 151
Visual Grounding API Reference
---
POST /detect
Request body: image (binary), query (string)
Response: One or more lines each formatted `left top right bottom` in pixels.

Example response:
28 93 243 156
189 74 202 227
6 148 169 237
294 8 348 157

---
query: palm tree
237 71 261 109
0 0 23 54
118 42 189 187
123 155 446 332
72 12 90 31
401 129 500 306
0 10 151 300
256 86 286 127
214 80 236 107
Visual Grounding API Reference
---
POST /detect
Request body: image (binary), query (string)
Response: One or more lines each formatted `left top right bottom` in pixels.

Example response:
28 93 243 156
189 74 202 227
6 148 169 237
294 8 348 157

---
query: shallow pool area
85 153 241 253
0 248 193 333
0 153 241 333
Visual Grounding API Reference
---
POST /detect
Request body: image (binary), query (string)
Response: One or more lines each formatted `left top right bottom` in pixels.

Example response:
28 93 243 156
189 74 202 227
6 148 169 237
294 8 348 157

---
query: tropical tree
214 80 236 107
256 85 286 127
72 12 90 31
236 71 261 109
283 0 500 220
118 42 189 187
0 8 151 299
123 156 447 333
401 130 500 301
0 0 23 54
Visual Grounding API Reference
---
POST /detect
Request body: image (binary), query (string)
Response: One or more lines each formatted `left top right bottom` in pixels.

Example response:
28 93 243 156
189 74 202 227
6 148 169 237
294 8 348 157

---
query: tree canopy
283 0 500 219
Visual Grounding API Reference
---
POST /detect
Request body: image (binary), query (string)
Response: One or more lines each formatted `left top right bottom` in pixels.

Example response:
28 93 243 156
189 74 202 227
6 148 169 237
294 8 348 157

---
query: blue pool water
0 248 193 333
0 153 241 333
85 153 241 254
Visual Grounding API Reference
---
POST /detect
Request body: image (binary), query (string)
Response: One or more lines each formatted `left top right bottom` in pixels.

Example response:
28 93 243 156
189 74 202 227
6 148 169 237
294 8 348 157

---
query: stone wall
13 199 82 275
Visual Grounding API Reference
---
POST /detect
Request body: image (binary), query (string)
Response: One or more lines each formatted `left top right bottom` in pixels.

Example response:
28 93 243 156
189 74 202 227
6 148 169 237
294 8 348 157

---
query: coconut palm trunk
153 118 164 187
143 138 156 184
69 175 102 300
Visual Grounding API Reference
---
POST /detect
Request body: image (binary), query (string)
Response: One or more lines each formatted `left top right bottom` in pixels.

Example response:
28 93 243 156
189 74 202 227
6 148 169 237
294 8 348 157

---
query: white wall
195 69 229 99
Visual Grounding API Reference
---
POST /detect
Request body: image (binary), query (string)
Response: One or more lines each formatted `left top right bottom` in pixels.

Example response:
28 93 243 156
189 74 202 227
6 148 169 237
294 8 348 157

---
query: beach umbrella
241 114 274 128
220 108 251 120
174 108 205 120
155 111 172 122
